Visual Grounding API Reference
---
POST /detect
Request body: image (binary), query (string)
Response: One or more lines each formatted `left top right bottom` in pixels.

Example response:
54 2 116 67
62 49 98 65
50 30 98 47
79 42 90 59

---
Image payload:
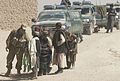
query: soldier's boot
17 70 21 74
5 69 11 77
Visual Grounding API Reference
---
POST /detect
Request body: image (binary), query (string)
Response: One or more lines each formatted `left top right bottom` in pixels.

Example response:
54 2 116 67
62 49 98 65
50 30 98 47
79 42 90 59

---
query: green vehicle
95 3 120 30
80 4 97 35
95 5 107 28
32 5 83 37
72 1 97 35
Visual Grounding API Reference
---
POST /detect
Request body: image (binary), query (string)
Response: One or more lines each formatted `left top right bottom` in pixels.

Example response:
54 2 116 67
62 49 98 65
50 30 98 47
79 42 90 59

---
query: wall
0 0 37 30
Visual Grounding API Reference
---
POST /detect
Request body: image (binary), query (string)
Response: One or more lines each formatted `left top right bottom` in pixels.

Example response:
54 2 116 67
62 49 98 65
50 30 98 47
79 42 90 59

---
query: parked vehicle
72 1 97 35
81 4 97 35
32 5 83 37
95 5 107 28
94 3 120 31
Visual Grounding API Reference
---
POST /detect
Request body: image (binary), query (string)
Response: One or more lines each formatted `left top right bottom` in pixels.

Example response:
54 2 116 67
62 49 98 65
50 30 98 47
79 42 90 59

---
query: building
0 0 37 30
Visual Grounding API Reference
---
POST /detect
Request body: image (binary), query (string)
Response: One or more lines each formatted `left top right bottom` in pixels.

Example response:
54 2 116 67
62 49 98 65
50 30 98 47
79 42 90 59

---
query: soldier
5 24 29 77
106 4 116 33
52 22 68 74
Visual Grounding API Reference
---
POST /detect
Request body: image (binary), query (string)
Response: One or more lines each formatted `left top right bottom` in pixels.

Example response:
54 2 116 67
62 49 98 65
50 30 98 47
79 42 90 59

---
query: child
29 27 41 78
66 33 78 69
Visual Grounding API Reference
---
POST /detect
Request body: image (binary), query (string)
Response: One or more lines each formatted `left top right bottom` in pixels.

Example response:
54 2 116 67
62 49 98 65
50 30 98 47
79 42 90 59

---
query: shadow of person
0 73 7 77
9 73 37 80
0 73 37 80
47 72 56 75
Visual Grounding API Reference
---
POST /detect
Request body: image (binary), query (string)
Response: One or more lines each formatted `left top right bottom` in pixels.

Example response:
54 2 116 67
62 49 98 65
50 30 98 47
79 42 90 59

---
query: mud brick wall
0 0 37 30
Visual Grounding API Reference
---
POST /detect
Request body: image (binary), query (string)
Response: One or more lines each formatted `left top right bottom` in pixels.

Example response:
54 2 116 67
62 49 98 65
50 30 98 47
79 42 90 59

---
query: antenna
96 0 98 5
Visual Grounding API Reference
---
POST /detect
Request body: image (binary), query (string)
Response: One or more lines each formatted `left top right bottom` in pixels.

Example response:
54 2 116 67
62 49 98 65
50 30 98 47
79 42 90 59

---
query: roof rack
56 5 67 9
73 1 81 5
72 5 81 10
106 3 120 6
44 5 55 10
82 1 92 5
43 4 71 10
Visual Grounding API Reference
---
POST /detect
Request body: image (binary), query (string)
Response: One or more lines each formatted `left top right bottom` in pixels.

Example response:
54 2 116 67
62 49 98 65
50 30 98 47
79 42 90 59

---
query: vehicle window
95 14 101 19
69 11 80 19
106 8 110 12
115 8 120 12
92 7 95 12
38 12 65 21
66 12 70 20
81 8 89 14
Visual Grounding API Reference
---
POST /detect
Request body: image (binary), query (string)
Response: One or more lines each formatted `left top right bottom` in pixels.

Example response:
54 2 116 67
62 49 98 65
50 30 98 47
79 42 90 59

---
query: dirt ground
0 28 120 81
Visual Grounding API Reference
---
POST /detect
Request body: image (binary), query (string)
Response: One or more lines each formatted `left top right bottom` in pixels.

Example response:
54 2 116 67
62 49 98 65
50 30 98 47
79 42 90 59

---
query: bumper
83 23 91 28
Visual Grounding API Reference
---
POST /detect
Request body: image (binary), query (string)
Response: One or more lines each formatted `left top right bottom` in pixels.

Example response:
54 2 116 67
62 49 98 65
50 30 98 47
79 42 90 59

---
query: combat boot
5 69 11 77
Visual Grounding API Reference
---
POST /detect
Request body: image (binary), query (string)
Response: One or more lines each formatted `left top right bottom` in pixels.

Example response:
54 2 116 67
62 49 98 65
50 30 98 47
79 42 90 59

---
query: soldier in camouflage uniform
5 24 29 77
106 4 116 33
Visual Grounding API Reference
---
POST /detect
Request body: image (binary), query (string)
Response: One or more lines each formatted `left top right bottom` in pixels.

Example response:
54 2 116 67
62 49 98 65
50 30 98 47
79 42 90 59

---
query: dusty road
0 28 120 81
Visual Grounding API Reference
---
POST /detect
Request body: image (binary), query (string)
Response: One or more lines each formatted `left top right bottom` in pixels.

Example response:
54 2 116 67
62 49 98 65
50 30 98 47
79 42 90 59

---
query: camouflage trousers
6 46 25 70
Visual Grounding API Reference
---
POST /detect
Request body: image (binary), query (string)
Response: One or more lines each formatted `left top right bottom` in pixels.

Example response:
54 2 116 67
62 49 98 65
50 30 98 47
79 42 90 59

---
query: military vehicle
95 5 107 28
32 5 83 37
72 1 97 35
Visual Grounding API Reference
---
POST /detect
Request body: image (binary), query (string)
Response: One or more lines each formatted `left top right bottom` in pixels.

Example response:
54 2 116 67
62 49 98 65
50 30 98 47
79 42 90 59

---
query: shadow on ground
0 73 37 81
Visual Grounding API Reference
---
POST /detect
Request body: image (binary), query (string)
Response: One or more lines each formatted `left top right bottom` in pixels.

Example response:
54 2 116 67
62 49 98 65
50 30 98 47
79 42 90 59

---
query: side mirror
31 18 37 23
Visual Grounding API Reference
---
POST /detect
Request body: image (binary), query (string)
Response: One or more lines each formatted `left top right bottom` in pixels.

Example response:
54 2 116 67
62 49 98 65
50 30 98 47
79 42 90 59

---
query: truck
72 1 97 35
32 5 83 37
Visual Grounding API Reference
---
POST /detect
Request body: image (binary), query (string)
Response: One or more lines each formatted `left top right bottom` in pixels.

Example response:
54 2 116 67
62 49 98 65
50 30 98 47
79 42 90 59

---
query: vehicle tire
87 23 93 35
94 27 100 33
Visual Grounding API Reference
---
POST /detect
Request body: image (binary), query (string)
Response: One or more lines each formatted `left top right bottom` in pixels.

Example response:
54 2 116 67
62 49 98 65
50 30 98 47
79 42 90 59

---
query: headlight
116 13 119 15
83 19 90 22
86 19 90 22
116 16 119 19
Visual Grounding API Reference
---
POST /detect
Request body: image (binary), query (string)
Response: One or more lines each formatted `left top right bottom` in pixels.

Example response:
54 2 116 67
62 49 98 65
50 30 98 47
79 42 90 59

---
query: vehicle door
68 10 83 34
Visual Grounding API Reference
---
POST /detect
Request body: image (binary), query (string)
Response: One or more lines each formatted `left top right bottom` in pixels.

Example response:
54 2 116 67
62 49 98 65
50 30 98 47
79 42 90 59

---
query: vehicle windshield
106 8 110 12
115 8 120 12
38 11 65 21
107 7 120 13
81 8 89 14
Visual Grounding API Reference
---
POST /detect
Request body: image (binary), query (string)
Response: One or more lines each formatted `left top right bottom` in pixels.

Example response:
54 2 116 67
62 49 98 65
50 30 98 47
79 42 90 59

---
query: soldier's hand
5 47 9 52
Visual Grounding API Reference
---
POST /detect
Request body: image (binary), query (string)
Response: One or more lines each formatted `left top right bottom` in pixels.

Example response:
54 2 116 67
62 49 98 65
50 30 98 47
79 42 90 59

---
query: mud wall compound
0 0 37 30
